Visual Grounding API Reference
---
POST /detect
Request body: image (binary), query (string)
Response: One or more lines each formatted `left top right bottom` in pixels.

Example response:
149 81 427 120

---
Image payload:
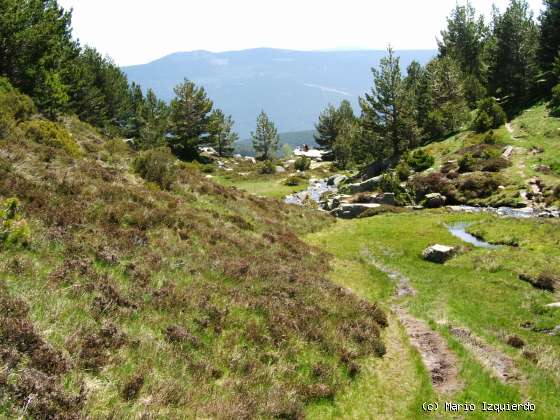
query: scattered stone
275 166 286 174
330 203 381 219
550 326 560 336
502 146 514 159
244 156 256 164
423 193 446 208
545 302 560 308
422 244 455 264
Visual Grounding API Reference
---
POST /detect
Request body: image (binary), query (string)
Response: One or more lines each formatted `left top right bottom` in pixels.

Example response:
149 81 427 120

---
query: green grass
306 211 560 419
214 174 308 199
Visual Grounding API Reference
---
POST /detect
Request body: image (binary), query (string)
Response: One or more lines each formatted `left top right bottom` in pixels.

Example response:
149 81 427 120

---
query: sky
57 0 545 66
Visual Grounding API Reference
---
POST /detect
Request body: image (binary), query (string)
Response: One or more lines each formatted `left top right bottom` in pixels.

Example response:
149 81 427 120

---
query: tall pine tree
360 46 419 159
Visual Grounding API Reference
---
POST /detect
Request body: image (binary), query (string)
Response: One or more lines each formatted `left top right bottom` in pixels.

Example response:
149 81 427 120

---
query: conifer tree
208 109 238 157
538 0 560 89
168 79 213 159
359 46 419 158
251 111 279 161
487 0 539 108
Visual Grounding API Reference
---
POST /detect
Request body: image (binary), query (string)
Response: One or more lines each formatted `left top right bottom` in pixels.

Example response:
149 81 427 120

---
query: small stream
284 179 336 206
447 223 500 249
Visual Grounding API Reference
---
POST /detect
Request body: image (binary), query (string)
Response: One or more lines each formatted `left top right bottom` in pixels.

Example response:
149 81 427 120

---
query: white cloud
58 0 544 66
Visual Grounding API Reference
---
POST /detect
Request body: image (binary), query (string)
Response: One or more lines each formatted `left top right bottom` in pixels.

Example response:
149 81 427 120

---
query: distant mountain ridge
123 48 436 137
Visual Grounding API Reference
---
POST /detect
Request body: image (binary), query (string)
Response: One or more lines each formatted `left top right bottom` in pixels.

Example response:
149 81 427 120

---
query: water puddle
447 223 500 249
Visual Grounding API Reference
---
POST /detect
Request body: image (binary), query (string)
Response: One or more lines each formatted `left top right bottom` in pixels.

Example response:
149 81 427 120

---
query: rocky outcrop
341 175 383 194
326 174 348 187
422 244 455 263
330 203 381 219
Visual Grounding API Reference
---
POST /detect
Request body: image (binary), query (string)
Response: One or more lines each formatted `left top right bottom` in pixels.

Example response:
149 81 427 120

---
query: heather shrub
459 153 477 173
0 86 36 122
395 160 411 181
0 198 31 248
133 147 176 190
457 172 501 200
294 156 311 171
21 120 82 156
410 172 456 201
407 149 434 172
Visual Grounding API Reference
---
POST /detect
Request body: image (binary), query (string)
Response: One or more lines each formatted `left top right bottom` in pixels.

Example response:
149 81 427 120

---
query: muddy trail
448 326 522 383
394 307 463 394
360 248 463 394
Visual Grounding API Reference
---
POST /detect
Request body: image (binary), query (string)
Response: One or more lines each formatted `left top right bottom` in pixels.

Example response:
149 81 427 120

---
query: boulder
330 203 381 219
327 174 348 187
275 166 286 174
342 175 383 194
422 244 456 263
423 193 447 208
545 302 560 308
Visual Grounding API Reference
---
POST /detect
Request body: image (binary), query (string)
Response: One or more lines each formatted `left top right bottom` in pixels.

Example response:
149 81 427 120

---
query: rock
502 146 514 159
327 174 348 187
550 326 560 336
233 154 242 159
342 175 383 194
330 203 381 219
275 166 286 174
422 244 456 263
244 156 256 164
423 193 447 208
376 192 395 205
545 302 560 308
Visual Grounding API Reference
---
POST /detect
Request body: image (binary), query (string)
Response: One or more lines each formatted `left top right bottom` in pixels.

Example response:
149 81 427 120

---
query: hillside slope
0 108 387 417
123 48 436 137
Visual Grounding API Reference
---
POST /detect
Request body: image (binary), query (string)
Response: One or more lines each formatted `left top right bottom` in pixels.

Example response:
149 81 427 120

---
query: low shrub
457 172 501 200
482 130 499 144
133 147 176 190
0 88 36 122
0 198 31 248
472 98 506 133
506 335 525 349
410 172 456 201
21 120 82 156
459 153 477 173
259 160 275 174
284 176 302 186
519 272 557 291
294 157 311 171
482 157 510 172
395 160 411 181
407 149 434 172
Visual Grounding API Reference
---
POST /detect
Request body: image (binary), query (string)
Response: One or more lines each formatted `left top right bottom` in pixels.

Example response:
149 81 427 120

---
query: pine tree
139 89 169 149
251 111 279 161
168 79 213 160
208 109 238 157
359 46 419 158
487 0 539 108
314 100 355 150
438 1 488 105
538 0 560 89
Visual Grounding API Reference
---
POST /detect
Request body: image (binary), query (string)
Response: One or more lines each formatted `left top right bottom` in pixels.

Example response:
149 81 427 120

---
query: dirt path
359 248 463 394
394 306 463 394
360 248 416 297
448 326 521 383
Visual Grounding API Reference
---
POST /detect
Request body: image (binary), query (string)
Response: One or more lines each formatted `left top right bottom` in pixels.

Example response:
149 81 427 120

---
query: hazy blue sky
58 0 544 66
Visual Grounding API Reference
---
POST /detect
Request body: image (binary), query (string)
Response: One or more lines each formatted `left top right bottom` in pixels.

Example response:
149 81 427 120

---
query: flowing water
284 179 336 206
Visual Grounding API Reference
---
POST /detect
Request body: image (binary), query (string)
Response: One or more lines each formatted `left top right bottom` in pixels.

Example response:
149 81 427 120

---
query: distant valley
122 48 436 138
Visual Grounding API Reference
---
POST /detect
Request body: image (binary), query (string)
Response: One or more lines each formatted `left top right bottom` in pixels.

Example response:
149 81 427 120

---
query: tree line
316 0 560 168
0 0 286 160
